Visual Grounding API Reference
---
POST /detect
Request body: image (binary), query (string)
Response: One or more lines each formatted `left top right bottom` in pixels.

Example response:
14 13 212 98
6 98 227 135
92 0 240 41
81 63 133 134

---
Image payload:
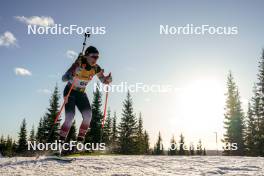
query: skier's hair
74 46 99 65
85 46 99 55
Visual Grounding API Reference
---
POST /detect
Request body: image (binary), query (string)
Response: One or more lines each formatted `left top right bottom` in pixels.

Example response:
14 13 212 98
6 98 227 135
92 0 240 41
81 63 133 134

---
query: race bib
71 67 95 89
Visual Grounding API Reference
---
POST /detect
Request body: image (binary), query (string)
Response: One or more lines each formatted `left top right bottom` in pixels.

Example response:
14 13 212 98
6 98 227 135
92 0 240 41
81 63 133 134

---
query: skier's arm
62 62 78 82
62 54 84 82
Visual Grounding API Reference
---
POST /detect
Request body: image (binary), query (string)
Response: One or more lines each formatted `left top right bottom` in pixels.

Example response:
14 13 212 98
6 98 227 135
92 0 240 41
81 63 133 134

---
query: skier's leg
76 93 92 141
59 95 76 140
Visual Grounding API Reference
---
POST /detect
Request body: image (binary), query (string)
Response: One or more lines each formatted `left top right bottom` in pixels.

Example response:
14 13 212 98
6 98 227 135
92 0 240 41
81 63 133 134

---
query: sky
0 0 264 150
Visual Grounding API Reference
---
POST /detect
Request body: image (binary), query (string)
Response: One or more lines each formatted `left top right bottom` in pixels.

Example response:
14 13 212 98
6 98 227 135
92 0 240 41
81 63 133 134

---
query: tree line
223 49 264 156
152 132 206 156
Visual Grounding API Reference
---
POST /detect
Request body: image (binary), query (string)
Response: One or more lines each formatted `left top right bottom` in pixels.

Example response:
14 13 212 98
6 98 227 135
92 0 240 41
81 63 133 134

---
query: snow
0 156 264 176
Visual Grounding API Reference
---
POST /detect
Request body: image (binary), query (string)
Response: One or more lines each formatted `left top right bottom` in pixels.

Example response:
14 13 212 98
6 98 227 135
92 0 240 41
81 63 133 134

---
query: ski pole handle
81 32 90 54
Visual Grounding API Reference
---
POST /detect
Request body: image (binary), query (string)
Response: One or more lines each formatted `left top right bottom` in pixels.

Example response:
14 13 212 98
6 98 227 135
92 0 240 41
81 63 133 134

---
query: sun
172 78 226 141
182 79 225 115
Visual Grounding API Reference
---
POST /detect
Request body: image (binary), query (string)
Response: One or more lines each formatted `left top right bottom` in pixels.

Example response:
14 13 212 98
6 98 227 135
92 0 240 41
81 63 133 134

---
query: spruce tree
251 84 261 156
223 72 245 155
86 86 103 143
178 133 185 155
169 135 177 155
244 102 257 156
17 118 27 155
203 148 206 155
0 135 5 156
234 89 245 155
255 49 264 156
102 109 112 145
36 117 45 142
143 130 150 154
12 139 17 156
5 136 14 157
111 111 118 152
135 113 144 154
28 125 36 155
29 125 35 141
0 135 4 145
118 92 137 154
189 143 195 156
154 132 164 155
42 115 50 140
196 139 203 155
45 85 60 142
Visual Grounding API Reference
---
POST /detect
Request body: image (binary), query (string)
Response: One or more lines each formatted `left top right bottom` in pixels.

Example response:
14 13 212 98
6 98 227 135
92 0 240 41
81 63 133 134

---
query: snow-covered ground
0 155 264 176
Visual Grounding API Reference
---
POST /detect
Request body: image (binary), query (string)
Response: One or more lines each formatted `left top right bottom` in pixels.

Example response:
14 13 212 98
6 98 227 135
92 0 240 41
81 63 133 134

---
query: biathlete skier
59 46 112 142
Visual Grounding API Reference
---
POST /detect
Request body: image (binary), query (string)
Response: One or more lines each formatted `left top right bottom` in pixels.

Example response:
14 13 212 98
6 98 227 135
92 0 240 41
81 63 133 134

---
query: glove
105 73 112 84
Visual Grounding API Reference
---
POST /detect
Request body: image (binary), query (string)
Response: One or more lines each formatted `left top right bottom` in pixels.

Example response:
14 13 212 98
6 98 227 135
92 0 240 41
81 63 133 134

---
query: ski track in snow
0 156 264 176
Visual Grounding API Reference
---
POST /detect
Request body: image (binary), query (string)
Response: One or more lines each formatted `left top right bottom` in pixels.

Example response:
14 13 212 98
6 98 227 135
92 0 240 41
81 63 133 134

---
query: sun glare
173 79 225 137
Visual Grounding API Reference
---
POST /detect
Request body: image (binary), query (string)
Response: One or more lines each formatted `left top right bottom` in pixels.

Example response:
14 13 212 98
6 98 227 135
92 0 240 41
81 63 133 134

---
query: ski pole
102 78 111 129
100 83 109 143
53 78 77 125
101 87 109 128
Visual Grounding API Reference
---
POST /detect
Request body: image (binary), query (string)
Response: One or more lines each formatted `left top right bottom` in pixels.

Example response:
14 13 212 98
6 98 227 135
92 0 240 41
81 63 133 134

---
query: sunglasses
90 55 99 59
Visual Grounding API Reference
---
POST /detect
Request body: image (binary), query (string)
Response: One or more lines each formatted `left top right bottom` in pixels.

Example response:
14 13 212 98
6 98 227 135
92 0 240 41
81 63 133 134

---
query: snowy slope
0 156 264 176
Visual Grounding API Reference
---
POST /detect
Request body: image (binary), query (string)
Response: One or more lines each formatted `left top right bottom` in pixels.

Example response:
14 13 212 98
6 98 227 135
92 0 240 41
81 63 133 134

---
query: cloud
0 31 17 47
37 89 52 94
66 50 78 59
14 67 32 76
15 16 55 26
